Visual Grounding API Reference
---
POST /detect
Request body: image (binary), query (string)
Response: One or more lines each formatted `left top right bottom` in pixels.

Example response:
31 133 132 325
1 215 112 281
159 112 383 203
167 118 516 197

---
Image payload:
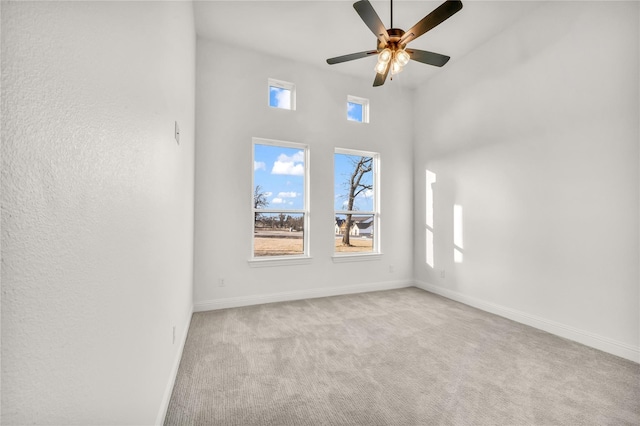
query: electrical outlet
172 326 176 345
219 278 225 287
174 121 180 144
389 265 395 273
440 269 446 278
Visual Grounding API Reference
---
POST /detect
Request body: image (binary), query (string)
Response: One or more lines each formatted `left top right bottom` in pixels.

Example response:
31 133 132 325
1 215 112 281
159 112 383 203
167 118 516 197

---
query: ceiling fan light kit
327 0 463 87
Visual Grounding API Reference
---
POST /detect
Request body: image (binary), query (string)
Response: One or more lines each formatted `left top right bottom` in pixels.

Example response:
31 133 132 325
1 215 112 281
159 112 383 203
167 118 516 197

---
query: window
334 148 379 255
252 138 308 259
268 78 296 110
347 95 369 123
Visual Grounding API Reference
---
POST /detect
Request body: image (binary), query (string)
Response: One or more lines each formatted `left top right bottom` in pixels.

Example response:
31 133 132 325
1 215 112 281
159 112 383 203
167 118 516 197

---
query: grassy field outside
334 238 373 253
253 232 373 256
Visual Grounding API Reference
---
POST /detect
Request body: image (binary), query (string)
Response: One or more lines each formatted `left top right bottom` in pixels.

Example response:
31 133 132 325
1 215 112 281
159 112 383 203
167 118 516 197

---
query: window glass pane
334 154 374 212
253 139 307 260
254 144 304 210
254 213 304 257
347 95 369 123
334 149 378 255
269 86 291 109
347 101 363 122
334 214 374 253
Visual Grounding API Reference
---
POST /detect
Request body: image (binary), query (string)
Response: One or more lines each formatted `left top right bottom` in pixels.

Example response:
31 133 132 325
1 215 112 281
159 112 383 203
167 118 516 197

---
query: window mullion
256 209 307 214
335 210 375 215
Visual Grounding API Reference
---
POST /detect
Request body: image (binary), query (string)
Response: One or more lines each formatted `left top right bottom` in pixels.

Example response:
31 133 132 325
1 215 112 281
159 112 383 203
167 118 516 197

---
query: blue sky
334 153 373 211
254 146 374 213
347 102 363 122
254 144 305 210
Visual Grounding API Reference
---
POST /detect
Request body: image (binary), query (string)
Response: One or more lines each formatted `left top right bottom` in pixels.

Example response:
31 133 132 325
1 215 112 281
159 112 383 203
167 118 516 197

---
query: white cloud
276 92 290 109
271 87 291 109
264 192 272 197
254 161 266 171
280 151 304 163
272 162 304 176
277 191 297 198
271 151 305 176
271 198 285 204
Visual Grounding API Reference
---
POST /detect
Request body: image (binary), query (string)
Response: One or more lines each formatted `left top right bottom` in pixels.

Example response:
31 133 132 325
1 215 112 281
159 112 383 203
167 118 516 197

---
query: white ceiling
194 0 540 88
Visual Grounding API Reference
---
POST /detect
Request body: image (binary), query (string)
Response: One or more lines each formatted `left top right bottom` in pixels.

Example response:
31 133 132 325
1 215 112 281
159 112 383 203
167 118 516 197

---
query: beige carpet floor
165 287 640 425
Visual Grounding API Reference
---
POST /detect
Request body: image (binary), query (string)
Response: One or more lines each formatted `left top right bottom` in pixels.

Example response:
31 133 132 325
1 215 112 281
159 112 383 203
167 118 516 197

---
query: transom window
268 78 296 110
347 95 369 123
252 138 308 259
334 148 379 255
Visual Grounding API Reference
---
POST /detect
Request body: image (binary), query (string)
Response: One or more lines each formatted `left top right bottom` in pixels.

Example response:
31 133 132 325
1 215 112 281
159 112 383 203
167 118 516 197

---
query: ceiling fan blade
327 50 378 65
399 0 463 45
353 0 390 46
373 61 390 87
406 49 450 67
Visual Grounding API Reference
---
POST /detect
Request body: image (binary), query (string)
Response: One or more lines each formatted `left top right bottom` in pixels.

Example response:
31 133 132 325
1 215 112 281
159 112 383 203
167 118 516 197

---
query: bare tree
254 185 269 209
341 157 373 246
254 185 269 226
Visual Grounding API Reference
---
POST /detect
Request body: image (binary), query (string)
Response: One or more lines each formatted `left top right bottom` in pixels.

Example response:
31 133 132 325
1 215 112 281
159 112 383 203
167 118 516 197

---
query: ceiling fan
326 0 463 87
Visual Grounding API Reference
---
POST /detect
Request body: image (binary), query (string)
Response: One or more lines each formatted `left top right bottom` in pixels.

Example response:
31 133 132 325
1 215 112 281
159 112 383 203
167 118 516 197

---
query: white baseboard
414 280 639 363
194 280 414 312
155 305 194 426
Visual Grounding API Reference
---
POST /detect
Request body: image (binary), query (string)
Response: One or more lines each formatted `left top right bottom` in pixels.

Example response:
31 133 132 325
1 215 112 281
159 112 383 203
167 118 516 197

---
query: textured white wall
413 1 639 361
1 1 195 424
194 40 414 308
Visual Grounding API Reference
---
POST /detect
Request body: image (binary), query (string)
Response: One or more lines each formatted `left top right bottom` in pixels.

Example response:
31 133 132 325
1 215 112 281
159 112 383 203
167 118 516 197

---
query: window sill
331 253 382 263
248 256 313 268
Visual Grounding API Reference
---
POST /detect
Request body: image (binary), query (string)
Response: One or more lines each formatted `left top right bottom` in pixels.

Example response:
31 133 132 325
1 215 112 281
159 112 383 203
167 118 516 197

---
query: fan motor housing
377 28 406 50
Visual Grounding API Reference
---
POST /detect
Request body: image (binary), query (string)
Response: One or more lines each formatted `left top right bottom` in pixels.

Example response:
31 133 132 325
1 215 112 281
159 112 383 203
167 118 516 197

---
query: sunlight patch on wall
454 204 463 263
426 170 436 268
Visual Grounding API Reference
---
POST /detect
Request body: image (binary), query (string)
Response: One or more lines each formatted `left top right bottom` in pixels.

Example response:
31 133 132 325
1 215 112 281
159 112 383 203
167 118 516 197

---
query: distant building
334 216 373 237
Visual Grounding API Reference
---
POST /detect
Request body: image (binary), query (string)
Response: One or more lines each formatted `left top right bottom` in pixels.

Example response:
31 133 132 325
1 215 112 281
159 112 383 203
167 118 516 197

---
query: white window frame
250 137 310 266
332 147 380 262
347 95 370 123
268 78 296 110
